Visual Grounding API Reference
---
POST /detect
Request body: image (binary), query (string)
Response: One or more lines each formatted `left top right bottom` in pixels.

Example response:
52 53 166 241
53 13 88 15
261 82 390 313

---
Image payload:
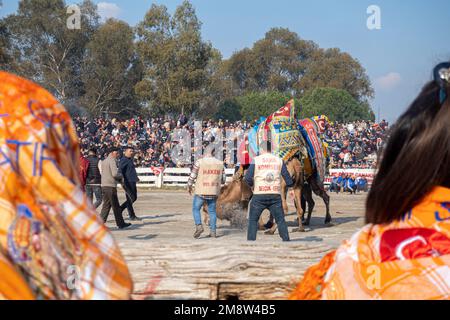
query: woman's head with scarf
0 72 132 299
290 62 450 300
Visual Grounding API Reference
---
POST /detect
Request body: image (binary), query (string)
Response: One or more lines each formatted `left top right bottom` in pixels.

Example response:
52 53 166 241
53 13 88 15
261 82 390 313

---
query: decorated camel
203 100 331 233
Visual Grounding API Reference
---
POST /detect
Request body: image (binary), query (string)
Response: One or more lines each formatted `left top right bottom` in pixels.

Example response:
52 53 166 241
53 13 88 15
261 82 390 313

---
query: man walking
244 139 294 242
86 148 102 209
100 147 131 229
187 148 225 239
119 146 141 221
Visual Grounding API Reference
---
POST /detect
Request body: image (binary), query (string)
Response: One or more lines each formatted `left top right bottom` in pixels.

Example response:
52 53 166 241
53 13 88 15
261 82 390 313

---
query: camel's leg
252 197 265 230
217 203 225 222
294 192 309 222
311 179 332 225
264 211 277 235
292 187 305 232
258 215 267 230
265 185 288 235
264 214 274 229
303 184 315 226
300 190 306 221
322 191 331 224
202 203 210 226
241 200 249 211
265 184 290 235
281 185 289 215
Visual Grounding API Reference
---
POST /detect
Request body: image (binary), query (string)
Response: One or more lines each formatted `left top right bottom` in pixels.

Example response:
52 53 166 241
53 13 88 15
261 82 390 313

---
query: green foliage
135 1 213 116
299 87 375 122
0 20 12 69
297 48 374 104
224 27 374 104
213 100 242 122
81 19 141 116
3 0 100 102
1 1 376 121
235 91 299 121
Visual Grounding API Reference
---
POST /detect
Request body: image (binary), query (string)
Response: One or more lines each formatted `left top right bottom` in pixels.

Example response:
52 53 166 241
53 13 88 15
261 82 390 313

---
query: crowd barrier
132 167 376 189
325 168 376 186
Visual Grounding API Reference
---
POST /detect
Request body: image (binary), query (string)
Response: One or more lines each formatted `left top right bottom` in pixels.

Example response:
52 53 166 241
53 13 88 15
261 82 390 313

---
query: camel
202 170 253 227
202 156 307 233
203 155 332 234
299 177 331 226
264 155 332 234
264 155 306 234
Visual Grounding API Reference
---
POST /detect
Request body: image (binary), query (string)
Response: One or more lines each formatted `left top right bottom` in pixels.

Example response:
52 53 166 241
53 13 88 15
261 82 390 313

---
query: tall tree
225 27 374 103
0 20 12 70
236 91 298 121
297 48 374 103
300 87 375 122
135 0 213 116
3 0 99 102
198 48 234 118
225 28 316 95
81 19 141 116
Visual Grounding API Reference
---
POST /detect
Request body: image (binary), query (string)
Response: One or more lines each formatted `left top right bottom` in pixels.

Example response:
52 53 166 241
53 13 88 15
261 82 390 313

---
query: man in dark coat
119 146 141 221
86 148 102 209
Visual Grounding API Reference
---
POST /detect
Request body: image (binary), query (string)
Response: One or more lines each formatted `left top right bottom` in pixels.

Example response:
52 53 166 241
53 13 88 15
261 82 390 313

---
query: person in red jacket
79 153 89 192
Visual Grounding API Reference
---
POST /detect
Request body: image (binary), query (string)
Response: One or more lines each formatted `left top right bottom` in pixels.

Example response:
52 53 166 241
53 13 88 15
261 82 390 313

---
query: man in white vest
187 147 225 239
244 138 294 241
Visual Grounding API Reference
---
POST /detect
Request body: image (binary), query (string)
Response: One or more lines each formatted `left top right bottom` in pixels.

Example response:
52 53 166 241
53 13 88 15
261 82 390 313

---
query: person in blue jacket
359 176 368 192
330 174 339 193
347 175 356 194
336 174 344 194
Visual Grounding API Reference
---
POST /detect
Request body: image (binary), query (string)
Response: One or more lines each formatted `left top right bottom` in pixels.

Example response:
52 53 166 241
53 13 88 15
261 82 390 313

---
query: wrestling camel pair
203 156 332 233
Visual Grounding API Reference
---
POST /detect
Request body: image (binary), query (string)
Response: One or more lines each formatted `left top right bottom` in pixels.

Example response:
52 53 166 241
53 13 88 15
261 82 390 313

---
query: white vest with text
253 153 283 195
194 157 224 196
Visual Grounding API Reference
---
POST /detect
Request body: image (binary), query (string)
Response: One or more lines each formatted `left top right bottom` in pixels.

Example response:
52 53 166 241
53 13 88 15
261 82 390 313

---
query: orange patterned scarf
0 72 132 299
290 186 450 300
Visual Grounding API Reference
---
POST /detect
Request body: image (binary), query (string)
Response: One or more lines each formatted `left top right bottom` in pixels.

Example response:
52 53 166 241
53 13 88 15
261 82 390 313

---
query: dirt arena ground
106 190 367 300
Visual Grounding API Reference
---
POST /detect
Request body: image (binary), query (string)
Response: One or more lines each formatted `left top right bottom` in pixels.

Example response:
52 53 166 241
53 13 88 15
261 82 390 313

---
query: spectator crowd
323 119 388 169
74 116 388 170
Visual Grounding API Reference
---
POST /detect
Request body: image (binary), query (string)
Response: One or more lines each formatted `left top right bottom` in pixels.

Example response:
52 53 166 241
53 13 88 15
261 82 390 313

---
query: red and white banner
150 166 164 176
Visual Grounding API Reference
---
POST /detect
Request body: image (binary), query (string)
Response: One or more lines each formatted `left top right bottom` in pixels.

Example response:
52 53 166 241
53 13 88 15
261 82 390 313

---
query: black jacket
86 155 101 184
119 157 139 184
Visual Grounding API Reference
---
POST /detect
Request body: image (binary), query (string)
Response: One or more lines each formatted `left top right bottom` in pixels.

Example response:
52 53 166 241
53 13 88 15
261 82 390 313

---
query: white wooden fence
134 167 236 188
133 167 375 188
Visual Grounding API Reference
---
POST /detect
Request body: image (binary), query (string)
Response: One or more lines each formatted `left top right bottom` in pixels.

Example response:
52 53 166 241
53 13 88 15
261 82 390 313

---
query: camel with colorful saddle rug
207 100 332 232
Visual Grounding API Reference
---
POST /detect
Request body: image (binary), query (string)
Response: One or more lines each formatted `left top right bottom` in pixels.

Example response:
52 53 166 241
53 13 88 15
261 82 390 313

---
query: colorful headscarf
290 186 450 300
0 72 132 299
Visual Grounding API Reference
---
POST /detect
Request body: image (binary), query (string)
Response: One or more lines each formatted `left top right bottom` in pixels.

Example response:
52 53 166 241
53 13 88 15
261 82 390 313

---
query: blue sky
1 0 450 123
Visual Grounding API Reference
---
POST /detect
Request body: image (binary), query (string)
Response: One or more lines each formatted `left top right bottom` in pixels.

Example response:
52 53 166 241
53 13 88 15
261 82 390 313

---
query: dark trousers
247 194 290 241
120 181 137 218
86 185 102 209
100 187 126 227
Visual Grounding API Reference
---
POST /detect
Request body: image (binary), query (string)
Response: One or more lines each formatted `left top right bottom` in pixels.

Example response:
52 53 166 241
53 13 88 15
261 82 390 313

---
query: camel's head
218 166 252 203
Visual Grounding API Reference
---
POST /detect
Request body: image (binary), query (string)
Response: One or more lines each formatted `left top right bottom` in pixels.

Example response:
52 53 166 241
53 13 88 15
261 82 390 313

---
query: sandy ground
104 190 367 299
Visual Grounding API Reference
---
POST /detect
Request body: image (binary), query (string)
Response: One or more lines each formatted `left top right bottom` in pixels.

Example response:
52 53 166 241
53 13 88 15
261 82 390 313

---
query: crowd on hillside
74 116 388 170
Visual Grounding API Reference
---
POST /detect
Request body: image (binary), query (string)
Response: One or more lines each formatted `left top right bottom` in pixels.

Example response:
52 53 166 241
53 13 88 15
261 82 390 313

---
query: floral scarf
290 186 450 300
0 72 132 299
